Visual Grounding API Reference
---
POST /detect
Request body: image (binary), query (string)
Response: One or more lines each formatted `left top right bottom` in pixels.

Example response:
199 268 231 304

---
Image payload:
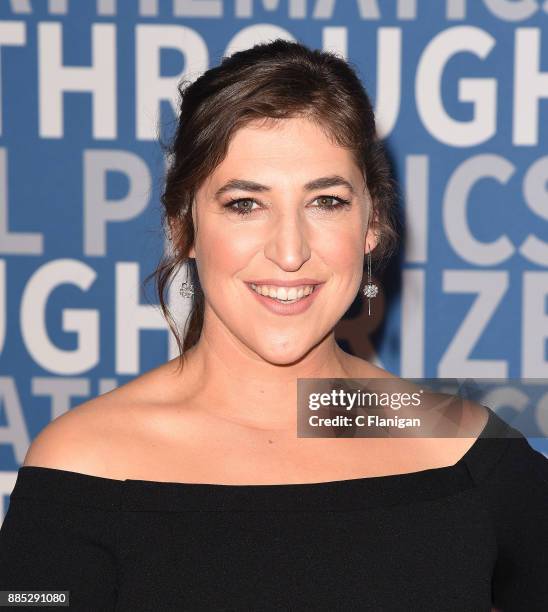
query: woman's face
190 116 377 365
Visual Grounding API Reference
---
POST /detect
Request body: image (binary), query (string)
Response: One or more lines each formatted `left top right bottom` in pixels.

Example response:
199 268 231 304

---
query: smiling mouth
246 282 321 304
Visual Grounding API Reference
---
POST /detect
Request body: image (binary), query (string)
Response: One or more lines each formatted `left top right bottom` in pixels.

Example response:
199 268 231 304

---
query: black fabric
0 406 547 611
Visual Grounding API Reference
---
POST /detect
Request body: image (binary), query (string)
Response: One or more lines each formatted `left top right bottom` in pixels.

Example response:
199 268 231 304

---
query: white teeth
250 283 317 302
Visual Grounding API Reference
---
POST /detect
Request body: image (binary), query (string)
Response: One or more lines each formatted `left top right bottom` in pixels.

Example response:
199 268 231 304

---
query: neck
175 314 357 432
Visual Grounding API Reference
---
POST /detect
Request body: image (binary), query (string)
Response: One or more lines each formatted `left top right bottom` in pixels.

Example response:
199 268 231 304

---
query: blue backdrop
1 0 548 522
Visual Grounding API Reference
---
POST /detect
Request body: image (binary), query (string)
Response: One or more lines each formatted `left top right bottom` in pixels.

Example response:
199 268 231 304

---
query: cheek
315 223 364 267
198 222 257 275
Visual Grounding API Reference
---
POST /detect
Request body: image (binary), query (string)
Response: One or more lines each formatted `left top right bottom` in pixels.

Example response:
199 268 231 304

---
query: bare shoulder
345 354 490 460
22 390 128 477
348 355 489 426
22 358 197 479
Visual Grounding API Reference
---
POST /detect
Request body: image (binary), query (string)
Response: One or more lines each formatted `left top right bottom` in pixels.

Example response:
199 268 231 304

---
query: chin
255 340 314 366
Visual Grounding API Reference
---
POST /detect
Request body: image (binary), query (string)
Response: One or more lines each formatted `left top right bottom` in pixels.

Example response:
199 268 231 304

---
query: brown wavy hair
143 39 400 372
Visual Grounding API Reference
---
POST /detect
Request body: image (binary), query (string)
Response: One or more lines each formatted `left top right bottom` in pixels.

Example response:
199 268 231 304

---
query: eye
312 195 352 212
223 198 259 216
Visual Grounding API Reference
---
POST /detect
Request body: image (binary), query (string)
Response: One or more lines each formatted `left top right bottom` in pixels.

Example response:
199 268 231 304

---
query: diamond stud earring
179 278 195 298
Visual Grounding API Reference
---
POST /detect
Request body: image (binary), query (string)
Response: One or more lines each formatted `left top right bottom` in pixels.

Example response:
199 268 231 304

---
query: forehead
202 117 363 193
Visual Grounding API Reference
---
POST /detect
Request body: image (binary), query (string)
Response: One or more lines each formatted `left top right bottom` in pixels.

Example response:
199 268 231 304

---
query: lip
245 278 324 287
245 281 325 316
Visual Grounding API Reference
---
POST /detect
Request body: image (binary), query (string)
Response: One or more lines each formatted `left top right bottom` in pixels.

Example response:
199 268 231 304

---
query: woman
1 39 547 611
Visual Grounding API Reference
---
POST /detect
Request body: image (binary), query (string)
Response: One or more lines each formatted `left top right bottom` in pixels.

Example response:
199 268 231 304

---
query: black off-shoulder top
0 405 547 611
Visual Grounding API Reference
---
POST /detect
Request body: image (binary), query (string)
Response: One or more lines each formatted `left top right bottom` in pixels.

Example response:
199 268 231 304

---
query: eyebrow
213 175 356 200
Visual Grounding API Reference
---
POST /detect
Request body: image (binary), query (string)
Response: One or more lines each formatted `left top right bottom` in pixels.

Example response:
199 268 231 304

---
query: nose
263 208 311 271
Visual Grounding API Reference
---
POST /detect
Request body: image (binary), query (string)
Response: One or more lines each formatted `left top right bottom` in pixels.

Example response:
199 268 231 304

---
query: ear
365 234 379 255
365 209 380 254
